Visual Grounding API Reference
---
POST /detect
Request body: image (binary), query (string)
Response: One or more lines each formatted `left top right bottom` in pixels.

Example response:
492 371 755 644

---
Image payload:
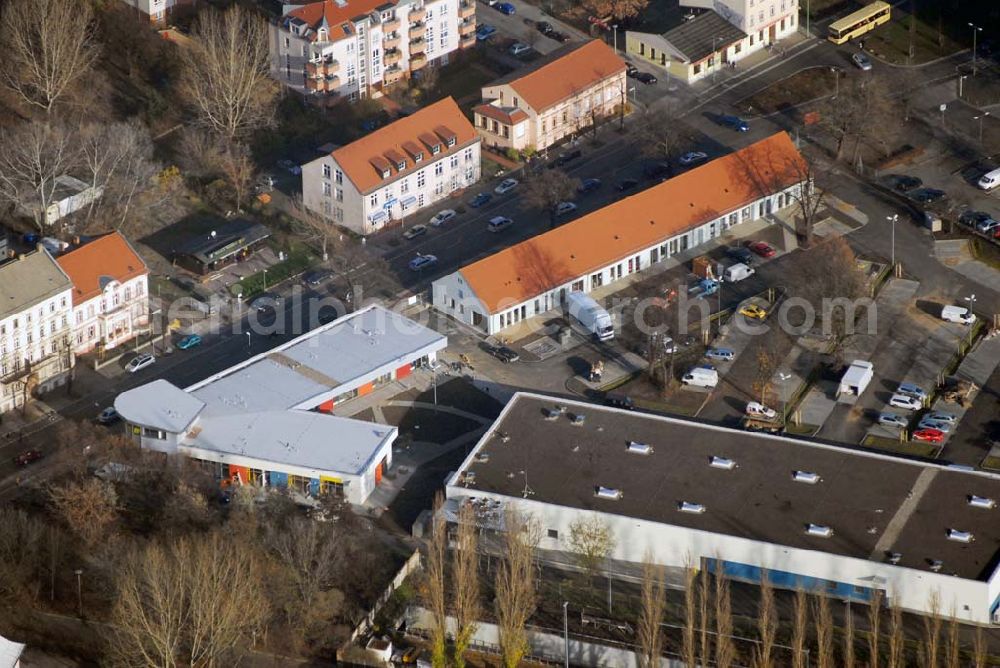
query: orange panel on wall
317 399 334 413
358 382 374 396
228 465 250 484
396 363 412 379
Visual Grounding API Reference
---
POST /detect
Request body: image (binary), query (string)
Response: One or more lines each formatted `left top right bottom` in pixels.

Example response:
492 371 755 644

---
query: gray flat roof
661 11 747 62
454 393 1000 581
0 249 72 321
115 379 205 433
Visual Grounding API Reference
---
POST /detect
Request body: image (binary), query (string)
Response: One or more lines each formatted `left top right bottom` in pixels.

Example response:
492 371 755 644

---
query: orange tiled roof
56 232 148 306
473 104 529 125
459 132 807 313
286 0 386 42
330 97 478 194
504 40 625 113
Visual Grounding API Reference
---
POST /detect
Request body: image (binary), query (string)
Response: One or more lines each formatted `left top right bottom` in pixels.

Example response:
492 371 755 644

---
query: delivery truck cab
941 305 975 325
682 366 719 388
566 291 614 341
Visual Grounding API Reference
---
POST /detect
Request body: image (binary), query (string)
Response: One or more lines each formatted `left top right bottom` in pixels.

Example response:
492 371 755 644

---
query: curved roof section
457 132 807 312
115 379 206 433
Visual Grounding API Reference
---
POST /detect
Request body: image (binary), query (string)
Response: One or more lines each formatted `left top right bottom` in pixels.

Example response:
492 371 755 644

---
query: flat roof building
115 304 447 504
447 392 1000 623
432 132 808 335
171 219 271 276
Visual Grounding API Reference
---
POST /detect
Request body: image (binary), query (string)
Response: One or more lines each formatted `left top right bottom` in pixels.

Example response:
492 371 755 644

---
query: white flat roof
115 379 205 433
0 634 24 668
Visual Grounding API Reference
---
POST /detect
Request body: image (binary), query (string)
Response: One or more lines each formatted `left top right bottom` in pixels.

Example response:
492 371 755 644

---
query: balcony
307 58 339 78
460 33 476 48
410 53 427 70
409 21 426 39
323 75 341 91
459 19 476 35
381 16 401 32
383 65 404 85
409 6 427 22
409 37 427 54
458 1 475 19
384 48 402 66
383 32 401 49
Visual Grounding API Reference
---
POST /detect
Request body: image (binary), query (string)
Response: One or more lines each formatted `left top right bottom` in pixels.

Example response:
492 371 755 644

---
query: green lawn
237 245 316 299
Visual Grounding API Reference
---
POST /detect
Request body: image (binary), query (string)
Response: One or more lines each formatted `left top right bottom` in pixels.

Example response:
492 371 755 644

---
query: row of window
0 340 68 376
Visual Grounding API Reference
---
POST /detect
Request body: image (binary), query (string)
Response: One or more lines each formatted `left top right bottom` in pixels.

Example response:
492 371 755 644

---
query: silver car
125 353 156 374
877 413 908 429
918 419 952 434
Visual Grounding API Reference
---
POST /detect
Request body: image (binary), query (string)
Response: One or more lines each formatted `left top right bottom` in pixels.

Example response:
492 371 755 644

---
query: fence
349 549 422 645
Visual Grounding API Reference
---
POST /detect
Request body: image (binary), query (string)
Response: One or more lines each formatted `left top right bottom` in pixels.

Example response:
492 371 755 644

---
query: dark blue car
720 115 750 132
496 2 515 14
578 178 602 194
469 192 492 208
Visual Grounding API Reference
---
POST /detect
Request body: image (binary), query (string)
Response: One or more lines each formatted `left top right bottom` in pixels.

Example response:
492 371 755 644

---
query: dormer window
430 144 440 155
397 160 406 170
446 137 456 148
415 152 423 162
381 169 391 179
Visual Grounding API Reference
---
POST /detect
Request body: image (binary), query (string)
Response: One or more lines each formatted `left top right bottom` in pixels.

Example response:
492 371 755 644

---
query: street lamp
262 268 268 290
778 372 792 424
246 331 251 351
74 569 83 617
611 24 618 54
831 66 841 98
970 22 983 76
959 74 968 98
563 601 570 668
974 112 990 143
886 214 898 268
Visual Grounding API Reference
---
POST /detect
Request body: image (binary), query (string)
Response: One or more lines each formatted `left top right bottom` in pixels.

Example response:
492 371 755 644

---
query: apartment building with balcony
472 40 626 153
0 249 74 415
269 0 474 103
56 233 150 356
302 97 480 234
119 0 194 26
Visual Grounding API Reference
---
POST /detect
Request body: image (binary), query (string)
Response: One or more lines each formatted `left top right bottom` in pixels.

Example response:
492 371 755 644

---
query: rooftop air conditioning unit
596 486 623 500
968 495 995 509
929 560 943 572
709 456 736 470
806 524 833 537
678 501 706 514
571 414 585 425
793 470 821 484
887 552 902 565
947 529 974 543
628 441 653 455
544 408 559 420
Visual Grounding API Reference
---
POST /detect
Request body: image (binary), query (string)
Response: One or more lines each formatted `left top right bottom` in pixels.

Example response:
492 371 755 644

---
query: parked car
739 304 768 320
125 353 156 374
14 450 43 466
896 382 928 401
555 201 577 216
487 344 519 362
877 413 908 429
918 418 952 434
604 393 635 410
912 428 944 443
634 72 657 85
925 412 957 424
408 253 438 272
719 115 750 132
977 218 1000 234
429 209 457 227
495 2 515 14
487 216 514 232
616 178 639 192
725 246 754 264
889 393 922 411
746 240 776 258
536 20 554 34
550 30 571 42
887 174 922 192
960 210 995 228
578 178 602 194
908 188 946 203
276 159 301 175
705 348 735 362
851 52 873 71
625 63 639 78
97 407 121 425
495 178 519 194
251 293 282 312
403 224 429 240
509 42 531 56
475 24 497 40
303 269 334 287
678 151 709 167
746 401 778 420
469 192 492 208
554 149 582 167
177 334 203 350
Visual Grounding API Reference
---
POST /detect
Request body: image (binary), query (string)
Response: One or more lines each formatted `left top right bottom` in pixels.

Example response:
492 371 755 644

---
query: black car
578 178 602 194
303 269 334 287
616 178 639 192
635 72 657 85
536 20 554 34
887 174 922 192
643 161 671 179
909 188 946 204
625 63 639 78
550 31 571 42
604 393 635 410
487 344 520 363
553 149 581 167
725 246 754 265
469 192 492 208
960 210 993 227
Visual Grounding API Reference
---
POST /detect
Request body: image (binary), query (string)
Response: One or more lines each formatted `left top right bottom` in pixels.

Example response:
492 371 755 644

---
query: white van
978 168 1000 191
941 305 975 325
724 263 755 282
682 366 718 388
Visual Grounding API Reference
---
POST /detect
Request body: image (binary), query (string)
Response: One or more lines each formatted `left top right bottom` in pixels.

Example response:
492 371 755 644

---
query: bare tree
0 122 79 232
868 589 884 668
944 610 960 668
0 0 99 113
792 588 808 668
814 595 834 668
49 478 118 548
453 503 480 668
699 568 711 666
753 574 776 668
682 564 697 668
582 0 649 22
425 495 448 668
111 532 268 667
887 598 904 668
78 121 160 230
0 508 46 601
494 505 539 668
218 141 255 213
921 591 942 668
636 104 686 165
821 75 898 163
179 6 279 140
714 569 736 668
520 169 578 229
843 602 856 668
637 554 666 668
973 626 986 668
567 516 616 579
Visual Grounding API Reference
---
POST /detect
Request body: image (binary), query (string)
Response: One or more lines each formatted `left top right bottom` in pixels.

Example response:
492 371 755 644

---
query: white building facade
270 0 475 104
302 97 480 234
683 0 799 45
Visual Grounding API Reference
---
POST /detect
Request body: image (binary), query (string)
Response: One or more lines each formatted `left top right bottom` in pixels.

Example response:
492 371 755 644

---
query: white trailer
566 291 614 341
838 360 874 400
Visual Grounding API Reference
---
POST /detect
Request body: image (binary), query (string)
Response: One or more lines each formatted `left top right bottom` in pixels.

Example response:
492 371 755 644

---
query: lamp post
262 268 268 290
612 24 618 54
246 331 251 351
778 371 792 425
563 601 570 668
74 569 83 617
959 74 968 98
974 112 990 143
970 22 983 77
806 0 811 37
886 214 898 268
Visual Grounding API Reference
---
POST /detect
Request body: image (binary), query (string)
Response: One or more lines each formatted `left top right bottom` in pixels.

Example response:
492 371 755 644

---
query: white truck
941 305 975 325
838 360 874 399
724 263 755 282
682 366 719 388
566 291 614 341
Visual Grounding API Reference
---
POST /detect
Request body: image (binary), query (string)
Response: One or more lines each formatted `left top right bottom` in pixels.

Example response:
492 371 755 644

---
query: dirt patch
739 67 837 115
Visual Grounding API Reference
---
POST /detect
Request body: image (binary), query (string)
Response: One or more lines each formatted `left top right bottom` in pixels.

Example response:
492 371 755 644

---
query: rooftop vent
887 552 902 565
793 470 821 484
475 452 490 463
543 408 560 420
947 529 974 543
461 471 476 486
710 456 736 470
805 524 833 538
571 413 585 426
557 405 568 414
929 559 944 572
628 441 653 455
968 495 995 509
678 501 706 514
596 486 623 500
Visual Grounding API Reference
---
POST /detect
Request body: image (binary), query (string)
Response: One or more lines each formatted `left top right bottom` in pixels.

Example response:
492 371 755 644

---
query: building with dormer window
301 97 480 234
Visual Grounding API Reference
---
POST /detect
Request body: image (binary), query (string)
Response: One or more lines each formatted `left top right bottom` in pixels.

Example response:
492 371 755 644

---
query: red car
13 450 43 466
912 428 944 444
746 241 776 258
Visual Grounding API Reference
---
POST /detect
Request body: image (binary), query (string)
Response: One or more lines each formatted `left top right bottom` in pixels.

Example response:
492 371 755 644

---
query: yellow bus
828 1 891 44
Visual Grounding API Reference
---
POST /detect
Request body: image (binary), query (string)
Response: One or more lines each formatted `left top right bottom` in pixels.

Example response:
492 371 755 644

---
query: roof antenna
520 470 535 499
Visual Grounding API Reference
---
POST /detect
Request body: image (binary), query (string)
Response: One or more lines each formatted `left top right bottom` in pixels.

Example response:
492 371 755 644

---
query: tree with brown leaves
753 574 776 668
699 568 711 666
714 569 736 668
637 554 666 668
49 478 118 548
944 610 960 668
179 6 279 140
218 141 256 212
0 0 99 113
813 595 834 668
843 602 856 668
921 591 941 668
582 0 649 22
792 588 809 668
682 565 697 668
887 597 904 668
0 121 79 232
494 505 539 668
567 516 616 579
453 503 480 668
868 589 884 668
636 103 686 165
